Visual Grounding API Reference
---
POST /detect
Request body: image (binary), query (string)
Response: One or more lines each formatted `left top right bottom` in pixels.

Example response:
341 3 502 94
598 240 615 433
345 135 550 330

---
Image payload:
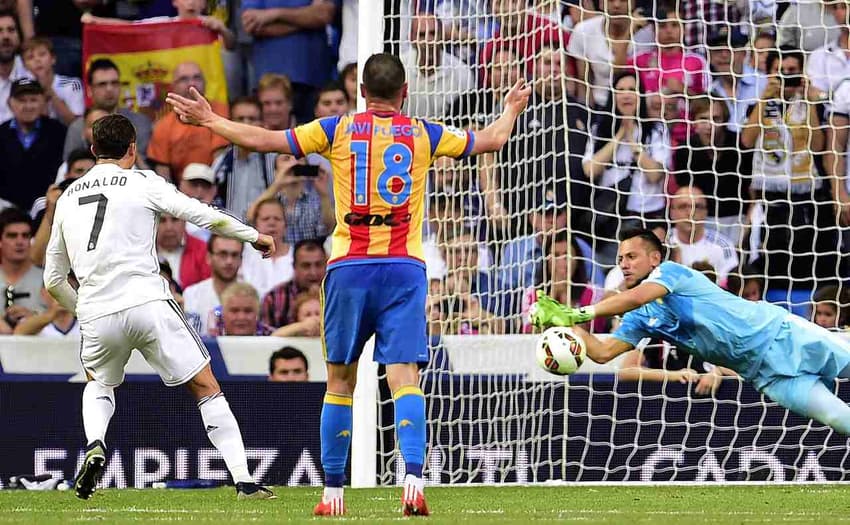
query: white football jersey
44 163 259 322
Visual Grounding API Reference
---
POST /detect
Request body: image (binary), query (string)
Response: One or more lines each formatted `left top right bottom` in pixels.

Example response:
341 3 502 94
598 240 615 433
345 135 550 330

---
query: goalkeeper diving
531 228 850 433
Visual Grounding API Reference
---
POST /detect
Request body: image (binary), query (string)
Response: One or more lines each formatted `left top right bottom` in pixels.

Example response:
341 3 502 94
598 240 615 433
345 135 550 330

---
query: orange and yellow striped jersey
284 111 475 269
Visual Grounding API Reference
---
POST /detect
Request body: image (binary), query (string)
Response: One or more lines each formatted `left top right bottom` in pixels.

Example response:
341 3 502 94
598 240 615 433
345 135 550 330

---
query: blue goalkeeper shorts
321 261 428 365
757 315 850 415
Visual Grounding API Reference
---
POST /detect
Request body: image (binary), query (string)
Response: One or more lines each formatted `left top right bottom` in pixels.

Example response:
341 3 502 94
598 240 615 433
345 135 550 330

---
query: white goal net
358 0 850 485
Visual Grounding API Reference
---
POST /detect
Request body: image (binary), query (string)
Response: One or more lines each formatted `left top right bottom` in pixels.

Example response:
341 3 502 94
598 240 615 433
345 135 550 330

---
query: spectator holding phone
246 154 334 244
14 285 79 337
0 208 45 331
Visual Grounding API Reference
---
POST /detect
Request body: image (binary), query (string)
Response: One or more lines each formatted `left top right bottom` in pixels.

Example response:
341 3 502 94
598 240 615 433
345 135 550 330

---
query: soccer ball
535 327 587 375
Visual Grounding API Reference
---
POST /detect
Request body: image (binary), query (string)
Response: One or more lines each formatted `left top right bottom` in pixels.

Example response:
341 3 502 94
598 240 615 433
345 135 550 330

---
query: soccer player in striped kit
167 52 531 516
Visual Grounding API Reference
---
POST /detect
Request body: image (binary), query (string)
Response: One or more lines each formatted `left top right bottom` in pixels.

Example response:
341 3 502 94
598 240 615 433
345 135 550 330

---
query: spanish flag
82 19 227 121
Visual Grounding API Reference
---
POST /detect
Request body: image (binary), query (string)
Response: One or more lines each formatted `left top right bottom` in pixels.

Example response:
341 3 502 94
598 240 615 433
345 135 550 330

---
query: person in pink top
628 9 708 96
628 9 708 143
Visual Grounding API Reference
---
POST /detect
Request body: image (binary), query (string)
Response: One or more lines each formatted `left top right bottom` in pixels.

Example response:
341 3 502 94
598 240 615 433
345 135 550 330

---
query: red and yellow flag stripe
82 19 227 120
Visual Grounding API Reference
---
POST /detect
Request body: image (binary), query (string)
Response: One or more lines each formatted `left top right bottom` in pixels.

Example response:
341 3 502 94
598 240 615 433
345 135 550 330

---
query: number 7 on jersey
79 193 108 251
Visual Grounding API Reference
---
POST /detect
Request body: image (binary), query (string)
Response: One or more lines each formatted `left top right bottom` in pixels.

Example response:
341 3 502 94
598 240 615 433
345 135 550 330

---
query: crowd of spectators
0 0 848 359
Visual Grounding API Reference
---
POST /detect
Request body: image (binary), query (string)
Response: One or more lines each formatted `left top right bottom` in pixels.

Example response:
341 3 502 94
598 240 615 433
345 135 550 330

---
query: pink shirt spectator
630 50 708 144
628 50 708 95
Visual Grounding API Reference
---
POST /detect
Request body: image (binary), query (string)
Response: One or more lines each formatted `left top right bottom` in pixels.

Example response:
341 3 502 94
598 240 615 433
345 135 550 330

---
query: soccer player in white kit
43 114 277 500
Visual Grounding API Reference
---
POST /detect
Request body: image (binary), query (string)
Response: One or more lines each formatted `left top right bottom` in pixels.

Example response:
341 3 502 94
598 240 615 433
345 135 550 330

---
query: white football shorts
79 299 210 387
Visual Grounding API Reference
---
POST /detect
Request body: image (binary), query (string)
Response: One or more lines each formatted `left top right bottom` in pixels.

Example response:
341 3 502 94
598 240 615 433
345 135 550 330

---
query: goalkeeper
531 228 850 433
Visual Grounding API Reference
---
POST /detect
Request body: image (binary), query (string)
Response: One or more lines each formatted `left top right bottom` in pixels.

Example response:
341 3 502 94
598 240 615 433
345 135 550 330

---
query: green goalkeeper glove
529 290 596 328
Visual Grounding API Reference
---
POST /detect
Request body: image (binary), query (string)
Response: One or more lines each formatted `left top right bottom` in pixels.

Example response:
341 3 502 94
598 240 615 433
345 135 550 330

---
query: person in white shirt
826 72 850 226
666 187 739 286
567 0 653 108
0 12 33 124
43 114 275 501
240 198 293 297
183 235 243 336
807 2 850 97
21 37 83 126
401 12 474 119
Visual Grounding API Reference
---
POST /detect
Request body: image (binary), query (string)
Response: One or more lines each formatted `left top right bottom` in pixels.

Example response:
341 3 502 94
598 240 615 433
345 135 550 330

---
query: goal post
349 0 384 489
352 0 850 487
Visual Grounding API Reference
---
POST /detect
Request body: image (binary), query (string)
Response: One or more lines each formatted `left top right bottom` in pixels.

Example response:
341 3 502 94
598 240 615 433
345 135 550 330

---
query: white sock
198 394 253 484
323 486 344 501
82 382 115 446
403 473 425 498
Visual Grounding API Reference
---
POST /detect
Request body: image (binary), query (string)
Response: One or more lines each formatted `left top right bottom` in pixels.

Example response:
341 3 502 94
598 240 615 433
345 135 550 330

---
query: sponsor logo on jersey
343 212 412 227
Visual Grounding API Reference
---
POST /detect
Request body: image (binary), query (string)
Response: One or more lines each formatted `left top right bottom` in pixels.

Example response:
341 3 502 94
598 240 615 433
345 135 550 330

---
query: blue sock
394 386 426 478
320 392 352 488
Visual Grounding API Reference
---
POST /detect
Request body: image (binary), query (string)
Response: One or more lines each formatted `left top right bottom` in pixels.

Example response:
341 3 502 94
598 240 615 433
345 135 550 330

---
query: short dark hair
620 228 666 258
0 207 32 237
230 95 261 114
269 346 308 374
84 105 108 119
87 58 120 85
92 114 136 159
66 147 96 167
207 233 222 254
691 261 717 283
764 48 780 74
206 233 241 254
778 45 805 70
341 62 357 80
317 80 349 102
362 53 405 100
731 264 765 298
293 239 326 264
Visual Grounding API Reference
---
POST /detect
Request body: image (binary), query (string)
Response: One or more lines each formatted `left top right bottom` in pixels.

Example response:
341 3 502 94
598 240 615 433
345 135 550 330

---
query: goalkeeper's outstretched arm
535 282 669 327
571 325 634 364
587 282 669 319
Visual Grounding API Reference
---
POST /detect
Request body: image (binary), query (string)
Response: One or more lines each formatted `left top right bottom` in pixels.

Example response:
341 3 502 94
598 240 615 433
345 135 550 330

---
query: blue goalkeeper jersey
611 261 788 382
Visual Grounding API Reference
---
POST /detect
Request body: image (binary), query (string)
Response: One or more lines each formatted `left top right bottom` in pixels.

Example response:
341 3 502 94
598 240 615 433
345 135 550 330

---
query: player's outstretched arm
531 282 668 328
572 325 634 364
146 176 276 258
469 79 533 155
165 87 292 154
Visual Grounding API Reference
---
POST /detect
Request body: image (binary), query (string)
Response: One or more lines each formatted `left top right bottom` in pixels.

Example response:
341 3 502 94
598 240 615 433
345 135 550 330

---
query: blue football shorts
321 261 428 365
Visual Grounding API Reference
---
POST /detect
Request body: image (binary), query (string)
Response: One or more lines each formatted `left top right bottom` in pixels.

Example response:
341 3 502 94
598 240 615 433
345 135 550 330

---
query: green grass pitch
0 485 848 524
